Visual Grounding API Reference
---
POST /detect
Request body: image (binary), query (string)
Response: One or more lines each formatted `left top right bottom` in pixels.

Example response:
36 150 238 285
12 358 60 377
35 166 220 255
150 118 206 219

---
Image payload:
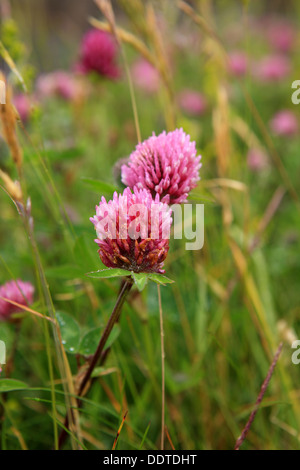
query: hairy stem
58 276 133 449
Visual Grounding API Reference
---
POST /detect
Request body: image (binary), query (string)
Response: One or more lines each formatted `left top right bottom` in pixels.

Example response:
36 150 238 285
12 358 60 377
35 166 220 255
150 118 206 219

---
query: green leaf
56 311 81 354
148 274 174 286
86 269 173 289
131 272 149 291
85 268 129 279
81 177 118 195
0 379 29 393
79 324 121 356
45 264 83 279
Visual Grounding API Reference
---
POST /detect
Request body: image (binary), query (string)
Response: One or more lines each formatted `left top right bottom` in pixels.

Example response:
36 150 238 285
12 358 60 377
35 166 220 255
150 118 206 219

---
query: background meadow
0 0 300 450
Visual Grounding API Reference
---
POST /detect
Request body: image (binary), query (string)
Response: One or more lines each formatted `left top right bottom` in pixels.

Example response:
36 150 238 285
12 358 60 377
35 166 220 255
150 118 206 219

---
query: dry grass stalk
92 1 176 129
231 115 265 152
178 0 224 49
94 0 117 38
93 0 142 143
0 74 23 169
213 86 231 178
117 0 149 37
0 41 27 92
89 17 155 68
146 4 171 87
234 343 283 450
0 169 22 201
145 3 175 129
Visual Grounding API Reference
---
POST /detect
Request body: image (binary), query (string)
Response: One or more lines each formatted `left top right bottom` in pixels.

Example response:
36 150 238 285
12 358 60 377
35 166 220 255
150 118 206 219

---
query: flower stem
157 285 165 450
78 277 133 397
58 276 133 449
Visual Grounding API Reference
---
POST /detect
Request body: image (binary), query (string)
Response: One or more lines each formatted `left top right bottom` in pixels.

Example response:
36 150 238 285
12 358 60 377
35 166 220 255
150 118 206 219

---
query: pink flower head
77 29 120 79
254 55 291 82
247 148 269 172
228 52 248 77
266 20 295 53
131 58 160 94
121 128 201 205
0 280 35 321
90 187 172 274
36 71 80 100
270 110 298 137
177 90 207 116
13 94 31 122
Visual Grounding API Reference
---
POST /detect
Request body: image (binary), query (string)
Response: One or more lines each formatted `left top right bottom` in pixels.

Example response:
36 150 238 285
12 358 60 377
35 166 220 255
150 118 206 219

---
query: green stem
78 277 133 397
58 276 133 449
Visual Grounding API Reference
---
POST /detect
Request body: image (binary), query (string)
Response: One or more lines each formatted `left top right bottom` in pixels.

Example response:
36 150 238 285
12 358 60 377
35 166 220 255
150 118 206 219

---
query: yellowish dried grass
0 73 23 169
0 168 22 201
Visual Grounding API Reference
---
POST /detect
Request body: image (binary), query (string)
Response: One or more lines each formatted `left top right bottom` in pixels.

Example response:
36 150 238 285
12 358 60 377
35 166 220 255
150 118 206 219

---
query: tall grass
0 0 299 450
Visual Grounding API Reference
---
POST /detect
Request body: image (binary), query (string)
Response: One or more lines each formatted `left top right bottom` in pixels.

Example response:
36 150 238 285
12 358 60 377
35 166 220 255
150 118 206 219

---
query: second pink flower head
121 128 201 205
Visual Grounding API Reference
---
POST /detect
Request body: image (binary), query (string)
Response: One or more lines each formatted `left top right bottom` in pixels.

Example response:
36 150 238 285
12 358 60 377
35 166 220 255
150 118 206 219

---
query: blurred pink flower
266 20 295 53
77 29 120 79
13 94 31 122
90 187 172 274
0 280 35 321
247 148 269 172
36 71 81 100
121 128 201 205
177 90 207 116
270 110 299 137
254 55 291 82
228 52 248 77
131 58 160 94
